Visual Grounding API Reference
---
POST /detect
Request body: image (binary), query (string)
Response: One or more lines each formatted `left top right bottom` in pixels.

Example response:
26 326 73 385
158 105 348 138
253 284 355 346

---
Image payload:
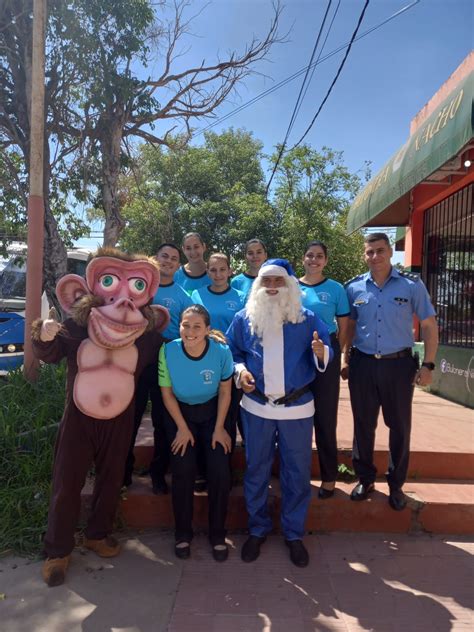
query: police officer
342 233 438 511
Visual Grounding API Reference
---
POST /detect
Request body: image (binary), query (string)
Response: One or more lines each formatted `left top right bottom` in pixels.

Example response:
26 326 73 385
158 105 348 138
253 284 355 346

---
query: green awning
347 70 474 234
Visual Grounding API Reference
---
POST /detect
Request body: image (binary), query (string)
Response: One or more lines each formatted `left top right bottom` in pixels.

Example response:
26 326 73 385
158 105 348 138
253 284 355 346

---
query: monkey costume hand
40 307 62 342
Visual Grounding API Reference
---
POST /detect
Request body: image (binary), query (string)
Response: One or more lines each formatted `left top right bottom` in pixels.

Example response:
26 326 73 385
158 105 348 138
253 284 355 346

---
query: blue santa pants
241 409 313 541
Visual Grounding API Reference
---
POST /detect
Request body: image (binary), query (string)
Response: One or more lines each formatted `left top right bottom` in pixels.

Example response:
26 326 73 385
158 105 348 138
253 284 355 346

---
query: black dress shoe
318 486 335 499
241 535 266 563
285 539 309 568
174 542 191 559
350 482 375 501
212 544 229 562
388 488 407 511
152 478 169 495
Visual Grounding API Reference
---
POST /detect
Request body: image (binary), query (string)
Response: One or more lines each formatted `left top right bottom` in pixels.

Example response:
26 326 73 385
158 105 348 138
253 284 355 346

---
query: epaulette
344 273 365 288
398 269 420 281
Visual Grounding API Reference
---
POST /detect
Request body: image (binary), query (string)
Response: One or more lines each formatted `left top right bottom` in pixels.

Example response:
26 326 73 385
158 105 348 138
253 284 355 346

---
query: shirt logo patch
163 298 176 308
225 300 238 310
200 369 215 384
317 292 330 304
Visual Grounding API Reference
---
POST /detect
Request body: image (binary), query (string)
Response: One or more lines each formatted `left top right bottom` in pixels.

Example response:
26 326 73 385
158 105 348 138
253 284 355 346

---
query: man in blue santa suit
226 259 332 567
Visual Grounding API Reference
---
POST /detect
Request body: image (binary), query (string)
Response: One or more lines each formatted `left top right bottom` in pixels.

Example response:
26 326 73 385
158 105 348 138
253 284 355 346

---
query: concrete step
133 443 474 481
81 477 474 535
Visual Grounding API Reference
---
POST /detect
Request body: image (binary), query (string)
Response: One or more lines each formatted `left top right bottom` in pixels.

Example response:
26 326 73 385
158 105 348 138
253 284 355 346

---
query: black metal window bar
422 182 473 347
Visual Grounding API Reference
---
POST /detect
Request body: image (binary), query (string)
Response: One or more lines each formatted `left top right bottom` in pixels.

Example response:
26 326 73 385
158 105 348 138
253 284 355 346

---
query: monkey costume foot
83 535 121 557
42 555 70 587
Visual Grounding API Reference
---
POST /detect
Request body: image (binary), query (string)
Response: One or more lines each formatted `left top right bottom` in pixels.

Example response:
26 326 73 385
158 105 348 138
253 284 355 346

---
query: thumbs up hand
311 330 324 361
40 307 62 342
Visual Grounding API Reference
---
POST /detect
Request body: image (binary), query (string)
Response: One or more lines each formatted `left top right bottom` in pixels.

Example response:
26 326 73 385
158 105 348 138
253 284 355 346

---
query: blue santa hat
258 258 296 278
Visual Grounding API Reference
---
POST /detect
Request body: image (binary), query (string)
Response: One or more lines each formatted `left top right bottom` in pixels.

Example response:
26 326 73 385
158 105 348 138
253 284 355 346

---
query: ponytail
208 329 227 344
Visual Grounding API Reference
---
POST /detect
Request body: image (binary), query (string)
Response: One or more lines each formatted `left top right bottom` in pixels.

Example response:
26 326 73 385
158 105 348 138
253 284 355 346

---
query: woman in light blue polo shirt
159 305 233 562
299 241 350 499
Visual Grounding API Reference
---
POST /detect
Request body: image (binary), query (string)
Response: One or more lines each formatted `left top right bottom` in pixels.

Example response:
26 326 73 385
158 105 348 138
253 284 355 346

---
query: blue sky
77 0 473 249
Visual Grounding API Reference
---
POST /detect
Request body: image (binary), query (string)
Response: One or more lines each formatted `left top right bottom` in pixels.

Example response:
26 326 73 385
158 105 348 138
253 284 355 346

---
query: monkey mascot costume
32 248 169 587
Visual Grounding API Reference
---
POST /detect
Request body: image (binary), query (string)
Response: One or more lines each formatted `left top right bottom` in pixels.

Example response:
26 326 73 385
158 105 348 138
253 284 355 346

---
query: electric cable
194 1 419 137
289 0 370 151
264 0 333 196
266 0 370 194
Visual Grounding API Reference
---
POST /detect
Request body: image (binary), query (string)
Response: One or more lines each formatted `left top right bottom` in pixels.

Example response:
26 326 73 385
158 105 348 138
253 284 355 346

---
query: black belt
353 348 412 360
252 383 312 406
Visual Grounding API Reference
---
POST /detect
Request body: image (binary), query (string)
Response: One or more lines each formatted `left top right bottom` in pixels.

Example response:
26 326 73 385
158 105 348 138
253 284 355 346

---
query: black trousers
311 333 341 482
163 397 231 545
124 362 170 486
348 352 417 490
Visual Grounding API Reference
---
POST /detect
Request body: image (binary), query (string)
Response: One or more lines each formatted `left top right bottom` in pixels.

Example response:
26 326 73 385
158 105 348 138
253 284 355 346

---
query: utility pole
23 0 47 382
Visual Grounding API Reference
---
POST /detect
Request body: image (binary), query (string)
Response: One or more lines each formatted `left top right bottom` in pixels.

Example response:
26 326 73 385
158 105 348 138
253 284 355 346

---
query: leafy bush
0 364 66 556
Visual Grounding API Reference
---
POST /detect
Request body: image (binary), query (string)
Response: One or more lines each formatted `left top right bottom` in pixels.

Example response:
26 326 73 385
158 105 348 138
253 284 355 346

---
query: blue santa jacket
226 307 332 418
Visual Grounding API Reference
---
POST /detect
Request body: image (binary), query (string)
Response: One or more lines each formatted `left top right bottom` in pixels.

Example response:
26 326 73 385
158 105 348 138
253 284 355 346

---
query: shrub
0 364 66 556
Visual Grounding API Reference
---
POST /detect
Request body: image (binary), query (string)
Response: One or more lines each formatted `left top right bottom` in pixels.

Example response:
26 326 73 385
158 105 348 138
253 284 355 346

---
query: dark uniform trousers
311 333 341 483
163 396 231 546
348 352 418 490
124 362 170 486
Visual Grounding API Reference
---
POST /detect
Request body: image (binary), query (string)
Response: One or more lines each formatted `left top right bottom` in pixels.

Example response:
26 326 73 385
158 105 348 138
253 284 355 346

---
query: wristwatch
421 362 435 371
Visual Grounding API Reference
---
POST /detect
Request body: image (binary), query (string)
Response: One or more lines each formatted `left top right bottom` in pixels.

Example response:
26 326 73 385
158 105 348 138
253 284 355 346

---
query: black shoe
174 542 191 559
241 535 266 563
285 539 309 568
212 544 229 562
388 488 407 511
194 477 207 493
152 478 169 495
318 486 335 499
350 482 375 501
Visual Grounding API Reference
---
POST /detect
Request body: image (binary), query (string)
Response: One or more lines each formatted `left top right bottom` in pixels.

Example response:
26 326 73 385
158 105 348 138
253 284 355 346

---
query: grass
0 364 66 556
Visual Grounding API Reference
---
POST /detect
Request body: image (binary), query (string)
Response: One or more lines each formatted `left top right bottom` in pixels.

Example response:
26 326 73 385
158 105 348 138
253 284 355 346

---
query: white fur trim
241 394 315 420
259 264 289 278
262 327 285 396
314 344 329 372
234 363 247 387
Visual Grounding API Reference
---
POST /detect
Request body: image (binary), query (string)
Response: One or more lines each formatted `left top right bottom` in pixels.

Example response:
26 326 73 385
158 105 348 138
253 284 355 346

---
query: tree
0 0 89 303
57 0 282 246
118 129 278 259
0 0 281 299
271 145 368 283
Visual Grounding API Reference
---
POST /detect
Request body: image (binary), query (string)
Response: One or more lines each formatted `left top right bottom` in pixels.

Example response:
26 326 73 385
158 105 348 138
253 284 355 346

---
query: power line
193 1 419 138
289 0 370 151
294 0 342 124
265 0 334 195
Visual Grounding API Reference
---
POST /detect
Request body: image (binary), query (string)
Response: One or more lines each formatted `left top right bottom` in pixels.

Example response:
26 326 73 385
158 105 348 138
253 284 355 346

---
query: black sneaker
241 535 266 563
285 539 309 567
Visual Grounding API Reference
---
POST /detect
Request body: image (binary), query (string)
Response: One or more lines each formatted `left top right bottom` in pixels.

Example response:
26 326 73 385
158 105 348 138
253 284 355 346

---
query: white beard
246 284 304 339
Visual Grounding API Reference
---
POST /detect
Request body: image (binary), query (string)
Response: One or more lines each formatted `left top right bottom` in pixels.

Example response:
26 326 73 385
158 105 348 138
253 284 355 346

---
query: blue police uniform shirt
152 281 193 340
299 278 350 335
174 266 210 295
345 267 436 355
191 285 245 333
159 337 234 405
230 272 257 303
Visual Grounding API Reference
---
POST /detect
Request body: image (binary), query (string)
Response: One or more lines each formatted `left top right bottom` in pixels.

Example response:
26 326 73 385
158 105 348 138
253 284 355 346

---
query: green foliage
119 133 368 283
271 145 367 283
0 364 66 556
119 129 277 257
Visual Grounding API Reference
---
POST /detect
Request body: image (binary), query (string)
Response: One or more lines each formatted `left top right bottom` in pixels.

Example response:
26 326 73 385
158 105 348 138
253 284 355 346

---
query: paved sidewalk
1 532 472 632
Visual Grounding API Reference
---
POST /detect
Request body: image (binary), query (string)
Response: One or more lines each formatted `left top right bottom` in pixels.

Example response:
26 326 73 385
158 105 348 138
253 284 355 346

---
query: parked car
0 246 91 374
